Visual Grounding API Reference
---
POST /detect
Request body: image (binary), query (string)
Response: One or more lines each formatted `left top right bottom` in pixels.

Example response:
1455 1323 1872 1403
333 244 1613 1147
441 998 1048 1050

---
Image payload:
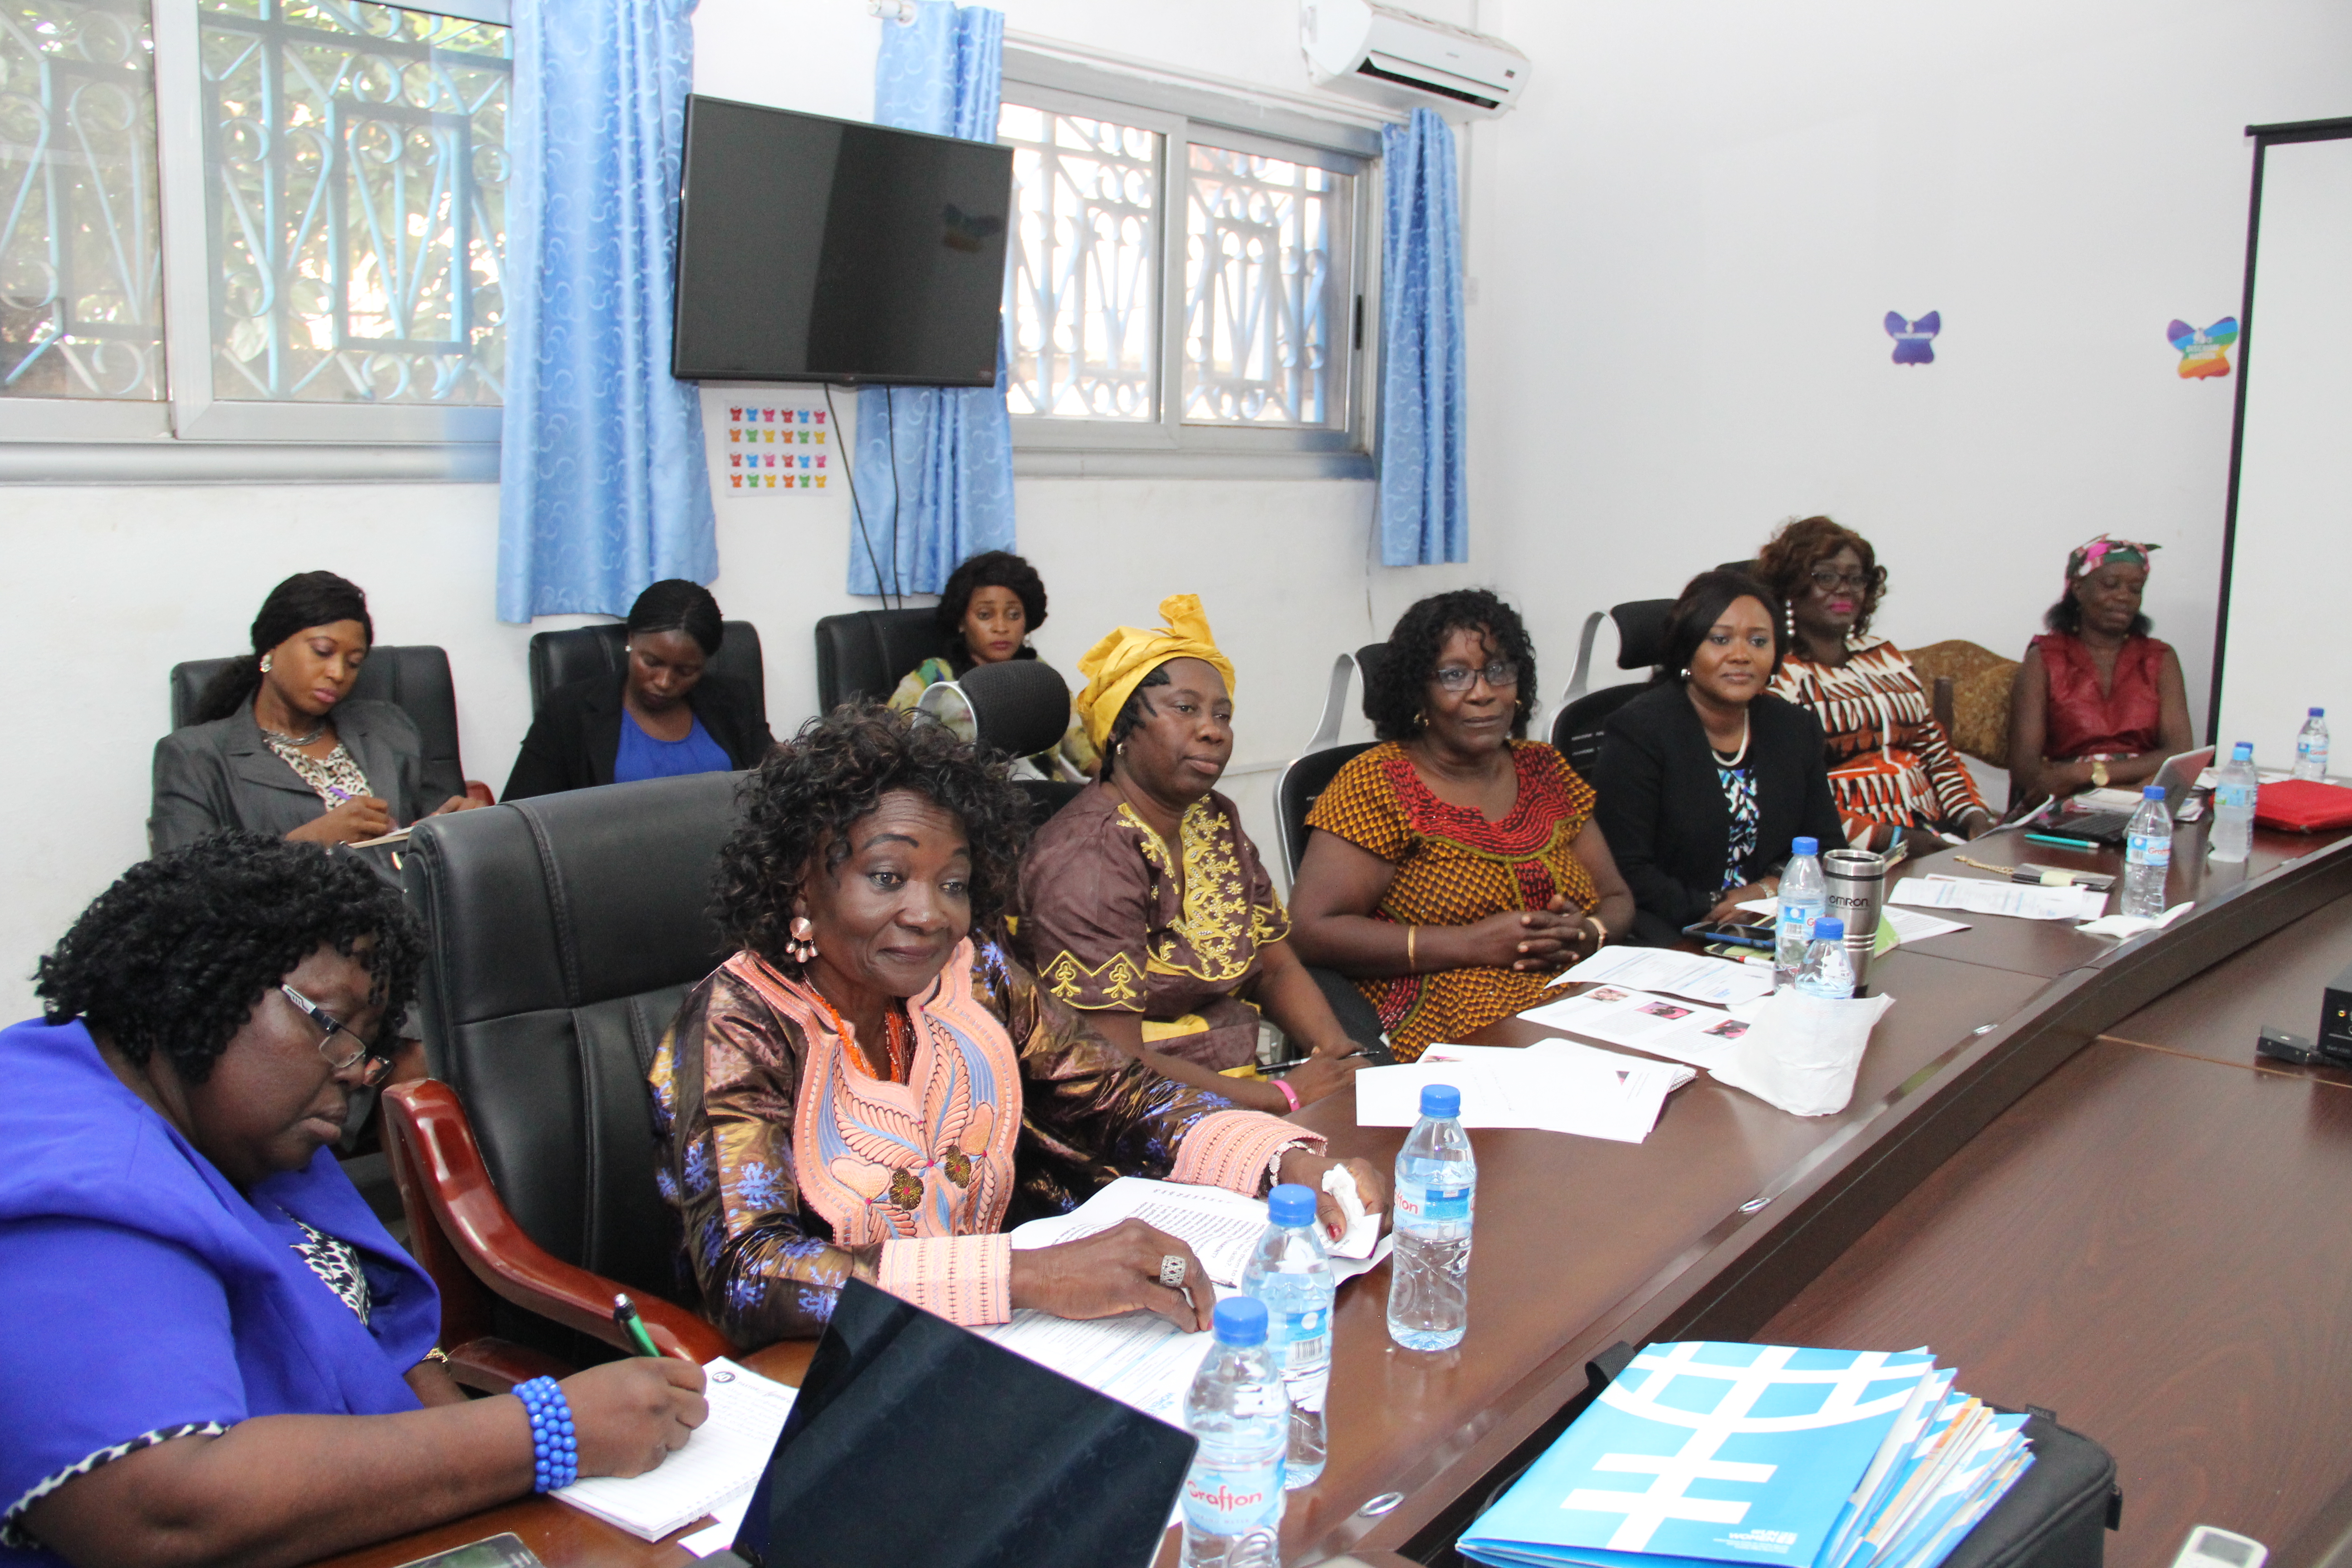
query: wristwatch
2090 759 2111 788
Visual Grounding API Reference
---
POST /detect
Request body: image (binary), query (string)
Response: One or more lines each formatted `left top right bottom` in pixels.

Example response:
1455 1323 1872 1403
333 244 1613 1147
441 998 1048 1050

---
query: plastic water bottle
2296 708 2329 780
1240 1183 1333 1489
2210 742 2258 863
1776 837 1826 975
1181 1297 1286 1568
1388 1084 1476 1352
1793 916 1856 1000
2123 785 2173 919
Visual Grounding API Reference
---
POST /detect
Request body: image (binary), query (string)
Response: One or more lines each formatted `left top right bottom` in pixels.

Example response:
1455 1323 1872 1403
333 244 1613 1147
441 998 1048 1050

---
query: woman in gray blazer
151 572 480 854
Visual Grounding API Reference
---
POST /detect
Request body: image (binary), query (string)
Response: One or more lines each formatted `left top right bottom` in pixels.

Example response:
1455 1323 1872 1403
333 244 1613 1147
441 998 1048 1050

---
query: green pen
613 1293 663 1358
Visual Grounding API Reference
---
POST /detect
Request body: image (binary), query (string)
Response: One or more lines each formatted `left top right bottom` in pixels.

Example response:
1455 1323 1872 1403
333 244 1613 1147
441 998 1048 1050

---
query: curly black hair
1659 570 1787 682
34 833 421 1084
1754 515 1887 637
935 549 1048 672
712 703 1033 966
1362 588 1539 743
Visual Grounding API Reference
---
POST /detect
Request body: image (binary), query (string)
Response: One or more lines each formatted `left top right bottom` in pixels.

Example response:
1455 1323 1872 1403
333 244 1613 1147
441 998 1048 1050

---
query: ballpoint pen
613 1293 663 1357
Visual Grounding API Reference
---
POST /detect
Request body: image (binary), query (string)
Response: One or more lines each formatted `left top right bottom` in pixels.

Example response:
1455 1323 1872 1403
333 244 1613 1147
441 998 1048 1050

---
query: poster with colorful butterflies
2168 318 2238 379
723 401 830 494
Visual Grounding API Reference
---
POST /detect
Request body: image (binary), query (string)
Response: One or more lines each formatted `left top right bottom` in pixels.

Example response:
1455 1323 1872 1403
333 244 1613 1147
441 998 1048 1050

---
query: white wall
1465 0 2352 726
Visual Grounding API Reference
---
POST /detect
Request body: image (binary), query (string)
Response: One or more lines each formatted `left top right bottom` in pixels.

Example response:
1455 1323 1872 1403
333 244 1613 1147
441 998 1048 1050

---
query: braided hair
628 578 726 656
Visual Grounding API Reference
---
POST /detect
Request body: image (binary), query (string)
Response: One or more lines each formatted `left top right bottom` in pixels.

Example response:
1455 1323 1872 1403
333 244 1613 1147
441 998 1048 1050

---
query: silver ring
1157 1254 1187 1289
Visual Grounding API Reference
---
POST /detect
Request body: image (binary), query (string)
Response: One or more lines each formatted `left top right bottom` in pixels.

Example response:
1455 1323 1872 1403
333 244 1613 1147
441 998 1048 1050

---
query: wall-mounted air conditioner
1301 0 1531 119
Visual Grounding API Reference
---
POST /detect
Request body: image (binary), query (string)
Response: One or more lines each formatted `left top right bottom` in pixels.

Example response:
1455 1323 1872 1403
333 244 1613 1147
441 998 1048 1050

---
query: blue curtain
496 0 715 622
1377 108 1468 567
849 2 1016 598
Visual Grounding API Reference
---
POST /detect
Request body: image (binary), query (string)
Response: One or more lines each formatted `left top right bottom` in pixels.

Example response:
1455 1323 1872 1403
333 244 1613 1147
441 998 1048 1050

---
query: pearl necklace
1710 716 1752 768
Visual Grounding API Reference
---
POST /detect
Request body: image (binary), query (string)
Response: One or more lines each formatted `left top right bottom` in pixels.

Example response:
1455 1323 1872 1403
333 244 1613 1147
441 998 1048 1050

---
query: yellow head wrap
1072 594 1237 751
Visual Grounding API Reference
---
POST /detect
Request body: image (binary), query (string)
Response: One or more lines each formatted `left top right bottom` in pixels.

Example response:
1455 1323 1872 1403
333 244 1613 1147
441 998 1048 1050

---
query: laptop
2029 747 2216 848
717 1279 1198 1568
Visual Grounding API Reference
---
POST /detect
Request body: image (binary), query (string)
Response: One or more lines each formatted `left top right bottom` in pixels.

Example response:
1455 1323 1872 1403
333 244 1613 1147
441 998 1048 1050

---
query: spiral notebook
551 1358 798 1542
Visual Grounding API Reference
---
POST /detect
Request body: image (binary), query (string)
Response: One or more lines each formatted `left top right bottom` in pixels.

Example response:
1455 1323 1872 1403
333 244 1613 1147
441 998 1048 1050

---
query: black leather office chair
1271 644 1390 883
814 608 949 712
525 619 768 716
169 644 475 801
1548 599 1674 775
384 771 745 1386
911 657 1088 824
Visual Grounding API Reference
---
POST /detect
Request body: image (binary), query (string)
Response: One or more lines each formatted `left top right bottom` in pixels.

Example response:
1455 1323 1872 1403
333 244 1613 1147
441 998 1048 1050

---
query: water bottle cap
1268 1183 1318 1227
2144 785 2165 799
2312 708 2325 717
2234 742 2253 760
1792 836 1818 856
1812 916 1845 941
1419 1083 1462 1118
1213 1296 1268 1346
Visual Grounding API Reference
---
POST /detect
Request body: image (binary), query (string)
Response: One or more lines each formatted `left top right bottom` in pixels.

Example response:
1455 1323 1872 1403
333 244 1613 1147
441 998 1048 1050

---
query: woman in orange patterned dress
1287 591 1637 1062
650 705 1386 1348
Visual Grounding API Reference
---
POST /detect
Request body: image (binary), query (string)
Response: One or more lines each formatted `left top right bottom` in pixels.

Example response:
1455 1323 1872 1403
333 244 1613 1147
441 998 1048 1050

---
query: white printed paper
554 1359 798 1542
1556 945 1777 1007
1007 1176 1271 1285
1888 876 2107 921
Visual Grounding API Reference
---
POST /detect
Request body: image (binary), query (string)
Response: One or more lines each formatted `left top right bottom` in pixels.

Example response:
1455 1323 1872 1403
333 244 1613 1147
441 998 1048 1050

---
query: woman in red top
2007 535 2195 808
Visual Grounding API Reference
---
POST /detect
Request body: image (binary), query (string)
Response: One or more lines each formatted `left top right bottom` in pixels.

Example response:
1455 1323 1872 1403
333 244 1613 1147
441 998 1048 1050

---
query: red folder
2254 778 2352 832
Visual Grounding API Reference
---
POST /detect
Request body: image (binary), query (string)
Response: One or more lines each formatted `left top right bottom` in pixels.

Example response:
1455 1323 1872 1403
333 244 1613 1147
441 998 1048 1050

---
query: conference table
332 810 2352 1568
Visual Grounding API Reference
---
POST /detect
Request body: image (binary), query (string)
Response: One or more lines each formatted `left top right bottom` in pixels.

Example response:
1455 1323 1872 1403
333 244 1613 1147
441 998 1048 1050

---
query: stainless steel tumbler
1820 848 1888 988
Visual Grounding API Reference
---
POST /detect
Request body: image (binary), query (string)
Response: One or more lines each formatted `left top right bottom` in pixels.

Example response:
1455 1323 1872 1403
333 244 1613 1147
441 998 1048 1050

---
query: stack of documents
1354 1040 1695 1143
1889 876 2107 922
553 1358 798 1552
985 1178 1396 1425
1458 1342 2033 1568
1520 986 1762 1073
1558 946 1778 1007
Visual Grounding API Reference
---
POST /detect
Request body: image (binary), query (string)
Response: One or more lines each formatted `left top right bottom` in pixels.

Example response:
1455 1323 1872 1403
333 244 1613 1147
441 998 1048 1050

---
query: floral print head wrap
2067 534 2160 581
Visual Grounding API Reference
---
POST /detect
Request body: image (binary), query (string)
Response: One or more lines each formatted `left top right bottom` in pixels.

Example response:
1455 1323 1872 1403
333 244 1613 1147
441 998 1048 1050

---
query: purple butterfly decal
1886 310 1940 365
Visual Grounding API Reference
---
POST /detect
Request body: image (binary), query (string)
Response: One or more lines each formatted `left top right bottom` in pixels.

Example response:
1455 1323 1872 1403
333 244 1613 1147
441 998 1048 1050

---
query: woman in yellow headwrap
1013 596 1368 1115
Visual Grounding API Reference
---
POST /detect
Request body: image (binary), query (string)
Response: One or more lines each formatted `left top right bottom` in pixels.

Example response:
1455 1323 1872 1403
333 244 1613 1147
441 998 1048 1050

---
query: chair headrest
919 659 1071 760
168 644 452 733
404 770 743 1027
527 620 766 715
1612 600 1677 671
813 609 951 712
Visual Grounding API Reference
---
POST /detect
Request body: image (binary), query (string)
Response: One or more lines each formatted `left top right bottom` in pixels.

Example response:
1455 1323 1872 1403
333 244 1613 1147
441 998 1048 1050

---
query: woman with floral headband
2007 534 2195 808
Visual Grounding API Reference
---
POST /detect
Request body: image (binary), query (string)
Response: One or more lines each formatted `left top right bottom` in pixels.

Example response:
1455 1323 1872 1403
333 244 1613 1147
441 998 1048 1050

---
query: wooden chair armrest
381 1079 735 1365
445 1336 577 1395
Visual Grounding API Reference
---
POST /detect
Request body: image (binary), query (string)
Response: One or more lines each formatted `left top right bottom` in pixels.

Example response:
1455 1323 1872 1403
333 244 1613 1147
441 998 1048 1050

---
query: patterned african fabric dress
1014 786 1290 1072
647 937 1320 1347
886 655 1101 781
1771 636 1988 850
1303 740 1601 1061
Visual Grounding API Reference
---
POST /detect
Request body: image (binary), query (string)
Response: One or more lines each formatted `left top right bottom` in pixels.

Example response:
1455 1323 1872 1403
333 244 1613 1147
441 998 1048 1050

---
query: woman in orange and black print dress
1286 590 1637 1062
1757 516 1994 850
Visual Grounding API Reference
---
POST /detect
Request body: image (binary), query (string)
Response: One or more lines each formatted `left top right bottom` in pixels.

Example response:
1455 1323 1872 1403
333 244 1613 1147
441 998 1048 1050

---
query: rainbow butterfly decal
1885 311 1940 365
2167 318 2238 380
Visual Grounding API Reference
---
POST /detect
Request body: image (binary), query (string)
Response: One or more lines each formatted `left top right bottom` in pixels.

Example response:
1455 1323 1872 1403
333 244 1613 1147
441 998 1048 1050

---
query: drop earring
259 653 273 673
1784 601 1796 645
787 915 818 965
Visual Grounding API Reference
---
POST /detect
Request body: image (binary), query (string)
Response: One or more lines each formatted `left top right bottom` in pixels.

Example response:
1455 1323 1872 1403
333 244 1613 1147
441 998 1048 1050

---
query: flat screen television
671 96 1014 387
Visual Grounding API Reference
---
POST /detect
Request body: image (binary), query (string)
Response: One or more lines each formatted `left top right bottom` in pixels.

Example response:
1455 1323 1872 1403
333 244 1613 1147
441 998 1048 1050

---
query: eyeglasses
1808 568 1872 593
1431 659 1520 693
279 983 392 1085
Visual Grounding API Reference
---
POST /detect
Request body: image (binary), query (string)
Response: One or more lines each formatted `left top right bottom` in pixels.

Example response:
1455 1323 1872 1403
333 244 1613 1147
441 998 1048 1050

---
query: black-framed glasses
280 983 392 1085
1809 568 1871 593
1431 659 1520 693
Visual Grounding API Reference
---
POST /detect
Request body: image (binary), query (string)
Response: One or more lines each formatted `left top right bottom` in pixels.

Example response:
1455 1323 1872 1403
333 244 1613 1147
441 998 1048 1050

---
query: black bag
1941 1406 2122 1568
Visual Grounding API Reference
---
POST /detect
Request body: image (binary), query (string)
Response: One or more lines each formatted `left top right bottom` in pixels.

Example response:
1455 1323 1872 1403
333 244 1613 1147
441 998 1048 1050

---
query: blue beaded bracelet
514 1375 578 1492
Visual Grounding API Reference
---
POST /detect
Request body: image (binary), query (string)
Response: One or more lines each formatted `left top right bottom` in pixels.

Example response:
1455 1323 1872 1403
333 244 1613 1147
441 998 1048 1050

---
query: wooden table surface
323 819 2352 1568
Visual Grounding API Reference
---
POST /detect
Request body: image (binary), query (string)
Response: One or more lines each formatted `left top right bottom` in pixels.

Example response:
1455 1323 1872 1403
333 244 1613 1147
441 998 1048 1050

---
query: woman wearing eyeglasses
1593 572 1847 947
1755 516 1994 850
0 835 707 1568
1287 590 1636 1062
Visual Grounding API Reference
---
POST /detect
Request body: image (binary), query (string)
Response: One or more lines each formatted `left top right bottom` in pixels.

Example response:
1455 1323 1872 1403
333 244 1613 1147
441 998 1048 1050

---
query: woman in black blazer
503 580 775 799
1594 570 1845 946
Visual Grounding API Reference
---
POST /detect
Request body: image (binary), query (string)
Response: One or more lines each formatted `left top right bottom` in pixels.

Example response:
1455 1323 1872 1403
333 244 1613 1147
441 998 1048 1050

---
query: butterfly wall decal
2167 318 2238 379
1885 311 1940 365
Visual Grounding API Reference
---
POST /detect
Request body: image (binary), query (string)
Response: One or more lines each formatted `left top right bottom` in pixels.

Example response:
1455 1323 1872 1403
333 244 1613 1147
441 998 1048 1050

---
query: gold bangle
1586 914 1609 946
1406 925 1418 972
422 1347 451 1367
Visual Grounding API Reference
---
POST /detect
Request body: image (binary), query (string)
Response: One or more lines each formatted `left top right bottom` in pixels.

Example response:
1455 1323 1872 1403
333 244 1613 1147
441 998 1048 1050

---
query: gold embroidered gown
1013 785 1291 1071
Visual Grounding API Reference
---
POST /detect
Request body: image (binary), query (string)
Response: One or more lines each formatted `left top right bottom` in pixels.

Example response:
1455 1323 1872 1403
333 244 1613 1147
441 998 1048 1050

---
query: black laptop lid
731 1279 1198 1568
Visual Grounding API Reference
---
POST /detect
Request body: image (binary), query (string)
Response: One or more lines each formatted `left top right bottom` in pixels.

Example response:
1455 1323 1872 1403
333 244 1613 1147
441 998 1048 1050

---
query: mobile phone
1682 917 1774 949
